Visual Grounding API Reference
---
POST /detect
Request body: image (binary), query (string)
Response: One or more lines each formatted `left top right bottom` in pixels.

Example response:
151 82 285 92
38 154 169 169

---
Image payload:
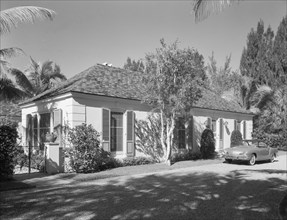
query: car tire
225 159 232 163
270 154 276 163
248 154 256 166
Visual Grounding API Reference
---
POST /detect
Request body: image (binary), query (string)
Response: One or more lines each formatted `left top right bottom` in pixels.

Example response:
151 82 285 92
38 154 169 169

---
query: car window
257 142 267 148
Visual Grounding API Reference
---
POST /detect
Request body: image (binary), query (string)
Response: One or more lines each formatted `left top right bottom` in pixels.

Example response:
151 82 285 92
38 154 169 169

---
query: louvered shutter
243 120 246 140
126 111 135 156
32 115 38 146
26 114 33 146
207 117 212 129
234 120 237 131
219 118 224 150
53 109 62 128
53 109 62 143
102 108 110 151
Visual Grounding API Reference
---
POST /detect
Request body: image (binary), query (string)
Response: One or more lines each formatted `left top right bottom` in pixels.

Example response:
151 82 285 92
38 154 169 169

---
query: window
110 112 123 152
40 113 51 143
178 118 186 149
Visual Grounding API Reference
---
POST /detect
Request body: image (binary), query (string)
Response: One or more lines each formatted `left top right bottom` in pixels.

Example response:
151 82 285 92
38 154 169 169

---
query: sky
1 1 287 79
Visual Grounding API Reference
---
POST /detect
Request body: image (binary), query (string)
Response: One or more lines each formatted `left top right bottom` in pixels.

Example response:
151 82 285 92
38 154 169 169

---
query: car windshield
243 140 267 148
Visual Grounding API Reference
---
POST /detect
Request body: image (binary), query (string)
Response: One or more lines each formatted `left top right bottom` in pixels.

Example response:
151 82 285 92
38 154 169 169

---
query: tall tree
123 57 145 73
273 16 287 85
240 20 275 86
9 57 67 97
0 6 55 102
142 39 206 164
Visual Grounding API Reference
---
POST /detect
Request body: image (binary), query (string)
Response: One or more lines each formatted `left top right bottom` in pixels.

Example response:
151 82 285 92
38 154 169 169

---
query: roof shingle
20 64 250 114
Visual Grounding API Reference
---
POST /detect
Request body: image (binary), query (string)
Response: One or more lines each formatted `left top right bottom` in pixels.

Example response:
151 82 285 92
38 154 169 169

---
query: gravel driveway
1 152 286 220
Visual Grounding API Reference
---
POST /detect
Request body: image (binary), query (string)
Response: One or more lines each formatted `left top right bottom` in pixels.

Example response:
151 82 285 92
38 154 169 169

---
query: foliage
200 128 215 159
135 113 164 162
123 57 145 73
0 6 55 102
142 39 206 163
9 57 67 97
122 157 156 166
252 129 287 151
0 125 17 180
65 124 117 173
171 150 201 163
192 0 239 22
230 130 243 147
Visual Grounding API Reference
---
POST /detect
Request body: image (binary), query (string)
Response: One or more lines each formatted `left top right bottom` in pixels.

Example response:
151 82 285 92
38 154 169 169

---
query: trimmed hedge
230 130 243 147
172 150 201 163
200 128 215 159
0 125 18 180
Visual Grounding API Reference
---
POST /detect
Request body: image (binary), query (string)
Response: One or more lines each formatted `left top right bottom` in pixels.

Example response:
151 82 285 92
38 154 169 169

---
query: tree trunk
165 115 175 166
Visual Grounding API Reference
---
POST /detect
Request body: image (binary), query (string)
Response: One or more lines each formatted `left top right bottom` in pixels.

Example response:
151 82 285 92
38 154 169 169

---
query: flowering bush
65 124 119 173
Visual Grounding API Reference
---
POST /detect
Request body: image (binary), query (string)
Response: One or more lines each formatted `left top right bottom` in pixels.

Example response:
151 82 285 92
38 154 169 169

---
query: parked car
223 139 278 165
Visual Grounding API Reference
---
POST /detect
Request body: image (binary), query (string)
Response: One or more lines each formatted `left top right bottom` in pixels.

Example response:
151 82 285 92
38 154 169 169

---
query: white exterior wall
21 92 254 159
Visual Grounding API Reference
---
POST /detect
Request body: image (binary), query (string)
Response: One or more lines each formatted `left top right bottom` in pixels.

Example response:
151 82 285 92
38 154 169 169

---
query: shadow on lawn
1 170 286 220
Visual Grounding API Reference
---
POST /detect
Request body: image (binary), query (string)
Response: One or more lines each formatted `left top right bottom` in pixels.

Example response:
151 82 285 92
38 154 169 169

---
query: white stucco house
19 64 253 160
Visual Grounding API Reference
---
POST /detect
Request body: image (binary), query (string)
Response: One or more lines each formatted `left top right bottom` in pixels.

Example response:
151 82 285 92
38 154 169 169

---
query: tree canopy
141 39 206 163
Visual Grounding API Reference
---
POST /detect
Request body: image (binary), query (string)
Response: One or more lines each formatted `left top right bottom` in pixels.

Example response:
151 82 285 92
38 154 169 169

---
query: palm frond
0 6 55 35
0 47 25 59
192 0 240 22
0 77 29 102
251 85 274 110
9 68 35 95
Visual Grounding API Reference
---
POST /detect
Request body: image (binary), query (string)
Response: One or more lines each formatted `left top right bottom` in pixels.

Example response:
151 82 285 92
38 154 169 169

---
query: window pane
40 113 50 127
110 112 123 152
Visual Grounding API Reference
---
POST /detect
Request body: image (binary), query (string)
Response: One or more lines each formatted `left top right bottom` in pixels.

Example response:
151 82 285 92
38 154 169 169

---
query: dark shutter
219 118 224 150
243 121 246 139
53 109 62 128
102 108 110 151
126 111 135 156
53 109 62 144
234 120 237 131
207 118 212 129
26 114 33 146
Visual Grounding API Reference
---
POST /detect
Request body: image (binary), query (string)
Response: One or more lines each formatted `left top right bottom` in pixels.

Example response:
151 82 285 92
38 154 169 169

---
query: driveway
1 152 286 220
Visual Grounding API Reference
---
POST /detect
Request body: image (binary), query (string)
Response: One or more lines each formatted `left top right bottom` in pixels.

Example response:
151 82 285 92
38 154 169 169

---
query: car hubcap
250 156 255 165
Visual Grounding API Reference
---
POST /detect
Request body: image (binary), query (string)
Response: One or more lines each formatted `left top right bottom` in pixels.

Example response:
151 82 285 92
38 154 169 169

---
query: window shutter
219 118 224 150
207 118 212 129
126 111 135 156
53 109 62 144
53 109 62 128
234 120 237 131
102 108 110 151
26 114 33 146
33 115 38 146
243 120 246 140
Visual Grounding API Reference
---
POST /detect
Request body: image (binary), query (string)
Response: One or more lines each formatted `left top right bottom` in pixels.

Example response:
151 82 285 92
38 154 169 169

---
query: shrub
200 128 215 159
65 124 118 173
122 157 156 166
0 125 18 180
30 150 45 172
171 150 201 163
253 129 287 151
230 130 243 147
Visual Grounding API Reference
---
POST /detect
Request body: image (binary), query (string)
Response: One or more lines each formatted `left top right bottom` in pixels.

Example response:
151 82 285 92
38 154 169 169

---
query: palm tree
192 0 240 22
10 57 67 97
0 6 55 101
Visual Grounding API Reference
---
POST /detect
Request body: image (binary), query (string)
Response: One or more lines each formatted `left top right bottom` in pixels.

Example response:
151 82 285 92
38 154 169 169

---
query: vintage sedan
223 140 278 165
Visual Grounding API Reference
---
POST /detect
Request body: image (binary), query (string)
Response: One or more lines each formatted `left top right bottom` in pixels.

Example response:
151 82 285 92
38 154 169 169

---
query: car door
256 142 269 160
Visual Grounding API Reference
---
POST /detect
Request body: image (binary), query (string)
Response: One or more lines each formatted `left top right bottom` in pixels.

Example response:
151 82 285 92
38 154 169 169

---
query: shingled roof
20 64 250 114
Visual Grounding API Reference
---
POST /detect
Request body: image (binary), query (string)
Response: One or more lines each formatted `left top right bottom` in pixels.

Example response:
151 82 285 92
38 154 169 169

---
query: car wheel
248 154 256 166
225 159 232 163
270 154 276 163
